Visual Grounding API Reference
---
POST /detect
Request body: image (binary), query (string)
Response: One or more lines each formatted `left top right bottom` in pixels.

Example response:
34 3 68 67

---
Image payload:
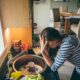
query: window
0 21 4 56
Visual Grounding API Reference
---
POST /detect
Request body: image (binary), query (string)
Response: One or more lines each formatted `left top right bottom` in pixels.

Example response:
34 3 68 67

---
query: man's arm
41 50 53 67
51 42 74 71
39 36 53 67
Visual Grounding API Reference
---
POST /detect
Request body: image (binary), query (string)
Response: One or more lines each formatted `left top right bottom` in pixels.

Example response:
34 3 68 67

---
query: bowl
13 55 47 74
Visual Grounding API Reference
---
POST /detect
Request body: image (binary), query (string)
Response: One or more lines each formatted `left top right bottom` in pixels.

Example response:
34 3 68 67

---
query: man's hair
40 27 63 41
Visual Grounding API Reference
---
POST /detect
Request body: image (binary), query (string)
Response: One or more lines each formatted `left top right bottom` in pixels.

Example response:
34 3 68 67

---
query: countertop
0 44 11 67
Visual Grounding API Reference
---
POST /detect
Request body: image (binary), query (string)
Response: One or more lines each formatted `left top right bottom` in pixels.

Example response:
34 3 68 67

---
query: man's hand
39 35 52 67
39 35 48 54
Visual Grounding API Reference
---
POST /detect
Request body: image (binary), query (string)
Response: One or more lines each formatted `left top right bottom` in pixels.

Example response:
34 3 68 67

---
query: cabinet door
1 0 30 27
1 0 32 46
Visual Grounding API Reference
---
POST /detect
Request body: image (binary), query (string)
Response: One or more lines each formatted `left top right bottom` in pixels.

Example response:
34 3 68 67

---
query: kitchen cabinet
0 0 30 28
0 0 32 46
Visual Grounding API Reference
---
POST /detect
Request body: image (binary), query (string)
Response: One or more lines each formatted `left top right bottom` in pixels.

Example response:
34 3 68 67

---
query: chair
70 8 80 25
53 8 65 34
71 22 80 38
53 8 61 31
53 8 60 22
70 8 80 38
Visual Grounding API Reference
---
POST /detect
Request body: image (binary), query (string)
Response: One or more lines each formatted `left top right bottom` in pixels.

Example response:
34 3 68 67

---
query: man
40 27 80 80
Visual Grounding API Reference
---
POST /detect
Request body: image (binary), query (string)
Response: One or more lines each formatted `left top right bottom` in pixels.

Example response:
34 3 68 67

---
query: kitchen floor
58 61 74 80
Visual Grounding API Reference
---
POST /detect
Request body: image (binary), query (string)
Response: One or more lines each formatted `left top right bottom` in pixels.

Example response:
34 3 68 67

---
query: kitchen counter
33 47 41 55
0 44 12 80
0 46 40 79
0 44 11 67
0 45 59 80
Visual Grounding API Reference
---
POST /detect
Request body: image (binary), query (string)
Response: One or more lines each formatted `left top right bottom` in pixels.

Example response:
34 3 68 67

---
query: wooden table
60 12 80 34
60 12 80 17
